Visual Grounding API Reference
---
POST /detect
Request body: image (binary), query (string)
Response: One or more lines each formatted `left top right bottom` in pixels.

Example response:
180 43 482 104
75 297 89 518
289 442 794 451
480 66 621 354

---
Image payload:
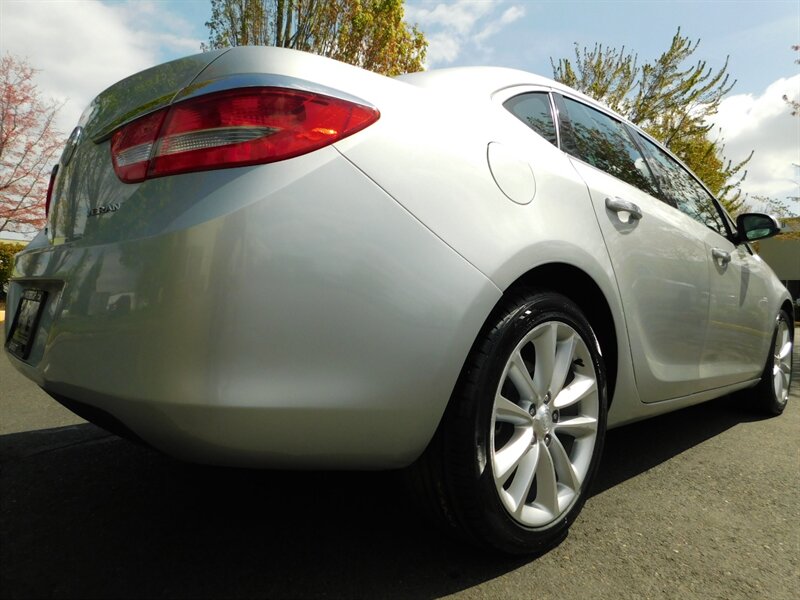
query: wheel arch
502 263 619 407
780 298 795 330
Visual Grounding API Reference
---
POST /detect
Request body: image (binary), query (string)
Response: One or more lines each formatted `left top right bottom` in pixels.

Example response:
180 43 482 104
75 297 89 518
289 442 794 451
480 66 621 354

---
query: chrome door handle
605 197 643 221
712 248 731 265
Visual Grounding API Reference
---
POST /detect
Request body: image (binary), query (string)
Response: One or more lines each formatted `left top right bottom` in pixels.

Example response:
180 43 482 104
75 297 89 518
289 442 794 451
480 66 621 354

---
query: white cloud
474 5 525 44
710 75 800 211
406 1 524 66
426 32 462 64
0 0 203 137
500 5 525 25
406 1 494 36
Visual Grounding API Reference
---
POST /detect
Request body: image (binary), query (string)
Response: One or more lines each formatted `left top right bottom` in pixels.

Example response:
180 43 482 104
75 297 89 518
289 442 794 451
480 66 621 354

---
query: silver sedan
4 47 794 554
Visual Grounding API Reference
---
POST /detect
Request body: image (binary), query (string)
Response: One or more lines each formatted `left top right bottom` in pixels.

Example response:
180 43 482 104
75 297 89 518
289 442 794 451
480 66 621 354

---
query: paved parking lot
1 324 798 599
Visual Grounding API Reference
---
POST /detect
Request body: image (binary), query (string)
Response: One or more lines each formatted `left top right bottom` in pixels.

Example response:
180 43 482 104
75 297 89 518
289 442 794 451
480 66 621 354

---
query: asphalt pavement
1 323 798 599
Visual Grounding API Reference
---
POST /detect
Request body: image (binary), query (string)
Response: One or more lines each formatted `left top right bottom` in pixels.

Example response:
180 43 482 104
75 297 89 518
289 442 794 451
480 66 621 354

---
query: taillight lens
110 87 379 183
45 165 59 217
110 110 167 182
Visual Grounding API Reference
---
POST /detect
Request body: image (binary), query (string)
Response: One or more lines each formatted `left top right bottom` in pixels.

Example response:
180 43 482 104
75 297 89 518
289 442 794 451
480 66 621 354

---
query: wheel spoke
553 373 596 409
508 350 536 402
773 364 790 394
781 371 791 390
553 415 597 438
505 442 539 514
532 323 557 397
494 427 534 484
778 340 792 362
549 434 581 492
495 394 533 425
550 333 577 399
534 442 559 516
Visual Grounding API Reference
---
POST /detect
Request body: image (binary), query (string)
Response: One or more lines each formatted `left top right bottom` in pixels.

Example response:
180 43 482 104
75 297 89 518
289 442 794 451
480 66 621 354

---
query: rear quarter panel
330 79 642 426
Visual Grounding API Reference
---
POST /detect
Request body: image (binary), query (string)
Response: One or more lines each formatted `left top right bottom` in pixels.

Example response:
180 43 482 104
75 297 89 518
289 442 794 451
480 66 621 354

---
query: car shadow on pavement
1 386 786 600
0 424 528 600
596 327 800 496
593 393 772 495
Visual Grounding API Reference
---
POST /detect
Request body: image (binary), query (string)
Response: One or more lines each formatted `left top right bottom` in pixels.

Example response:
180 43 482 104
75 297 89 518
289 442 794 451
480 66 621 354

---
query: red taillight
45 165 59 217
110 110 167 182
110 87 379 183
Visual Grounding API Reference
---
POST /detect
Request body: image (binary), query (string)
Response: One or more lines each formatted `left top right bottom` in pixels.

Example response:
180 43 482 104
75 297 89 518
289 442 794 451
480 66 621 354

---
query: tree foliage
0 55 63 234
551 29 750 213
0 241 25 298
204 0 427 76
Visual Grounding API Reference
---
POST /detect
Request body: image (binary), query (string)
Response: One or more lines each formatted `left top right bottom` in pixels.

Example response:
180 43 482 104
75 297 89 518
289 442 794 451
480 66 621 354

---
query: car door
634 131 776 385
633 132 774 388
553 93 713 403
704 237 775 384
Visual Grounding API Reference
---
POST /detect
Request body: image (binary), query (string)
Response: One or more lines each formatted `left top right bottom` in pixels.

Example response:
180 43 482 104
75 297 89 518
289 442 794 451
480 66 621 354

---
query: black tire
738 310 794 416
409 290 607 554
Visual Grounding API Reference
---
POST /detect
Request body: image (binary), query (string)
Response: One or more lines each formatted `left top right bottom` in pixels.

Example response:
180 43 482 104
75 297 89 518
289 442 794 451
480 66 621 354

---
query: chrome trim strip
173 73 377 110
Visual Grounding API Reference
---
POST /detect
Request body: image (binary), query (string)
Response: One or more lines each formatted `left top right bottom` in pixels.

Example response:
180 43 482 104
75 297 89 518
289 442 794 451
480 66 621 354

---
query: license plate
6 289 47 360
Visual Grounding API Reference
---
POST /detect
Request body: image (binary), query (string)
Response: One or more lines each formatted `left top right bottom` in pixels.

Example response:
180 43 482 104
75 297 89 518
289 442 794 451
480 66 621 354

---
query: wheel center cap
536 405 553 433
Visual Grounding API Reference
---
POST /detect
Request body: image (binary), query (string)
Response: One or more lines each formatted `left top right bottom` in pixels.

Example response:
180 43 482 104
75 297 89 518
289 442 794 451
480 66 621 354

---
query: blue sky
409 1 798 95
1 0 798 211
155 0 800 95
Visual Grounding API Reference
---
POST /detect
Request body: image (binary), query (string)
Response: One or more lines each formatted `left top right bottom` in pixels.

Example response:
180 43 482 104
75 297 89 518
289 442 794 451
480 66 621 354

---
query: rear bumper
4 151 500 468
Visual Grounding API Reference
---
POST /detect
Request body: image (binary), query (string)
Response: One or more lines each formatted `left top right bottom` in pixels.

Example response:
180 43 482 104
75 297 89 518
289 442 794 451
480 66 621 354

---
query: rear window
504 93 558 146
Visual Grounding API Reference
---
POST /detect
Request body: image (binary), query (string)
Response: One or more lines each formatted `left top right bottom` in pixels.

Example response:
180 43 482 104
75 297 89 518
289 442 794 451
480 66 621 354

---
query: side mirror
735 213 781 244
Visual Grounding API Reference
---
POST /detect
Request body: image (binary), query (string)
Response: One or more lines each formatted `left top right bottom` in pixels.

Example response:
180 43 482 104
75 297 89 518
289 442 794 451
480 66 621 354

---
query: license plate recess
6 289 47 360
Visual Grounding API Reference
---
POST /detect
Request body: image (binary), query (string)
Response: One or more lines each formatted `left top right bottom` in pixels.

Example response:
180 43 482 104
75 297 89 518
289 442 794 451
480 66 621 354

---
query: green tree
552 29 750 213
0 241 25 299
204 0 427 76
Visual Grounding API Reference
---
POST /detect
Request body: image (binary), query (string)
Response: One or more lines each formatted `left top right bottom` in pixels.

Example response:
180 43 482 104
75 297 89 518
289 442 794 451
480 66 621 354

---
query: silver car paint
8 147 500 467
4 47 792 466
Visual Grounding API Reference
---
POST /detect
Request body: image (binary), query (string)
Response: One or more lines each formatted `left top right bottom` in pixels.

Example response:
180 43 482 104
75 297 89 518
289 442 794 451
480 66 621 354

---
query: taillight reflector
110 87 379 183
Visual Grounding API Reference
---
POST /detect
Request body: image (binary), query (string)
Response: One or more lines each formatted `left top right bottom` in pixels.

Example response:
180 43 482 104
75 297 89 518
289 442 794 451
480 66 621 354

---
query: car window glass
636 134 727 236
558 97 659 197
504 93 558 146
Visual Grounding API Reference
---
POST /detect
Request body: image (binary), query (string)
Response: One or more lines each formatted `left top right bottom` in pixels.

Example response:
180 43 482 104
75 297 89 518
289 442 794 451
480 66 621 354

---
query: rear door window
557 96 660 198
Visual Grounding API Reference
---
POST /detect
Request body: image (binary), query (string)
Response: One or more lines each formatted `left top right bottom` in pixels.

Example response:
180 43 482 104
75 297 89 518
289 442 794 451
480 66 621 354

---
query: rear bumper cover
5 152 500 468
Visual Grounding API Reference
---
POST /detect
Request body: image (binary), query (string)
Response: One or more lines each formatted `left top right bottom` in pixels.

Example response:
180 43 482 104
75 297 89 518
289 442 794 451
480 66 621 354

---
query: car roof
396 66 623 123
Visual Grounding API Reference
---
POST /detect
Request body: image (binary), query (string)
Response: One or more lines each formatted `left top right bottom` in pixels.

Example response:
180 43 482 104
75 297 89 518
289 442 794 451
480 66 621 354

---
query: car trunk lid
48 50 229 245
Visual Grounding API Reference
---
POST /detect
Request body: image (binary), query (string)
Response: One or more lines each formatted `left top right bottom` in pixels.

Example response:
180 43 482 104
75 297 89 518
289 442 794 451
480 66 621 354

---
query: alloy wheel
490 320 600 528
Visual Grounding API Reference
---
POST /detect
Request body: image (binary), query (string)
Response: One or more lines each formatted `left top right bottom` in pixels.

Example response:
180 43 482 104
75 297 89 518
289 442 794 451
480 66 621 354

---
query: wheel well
781 299 795 331
504 264 619 407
